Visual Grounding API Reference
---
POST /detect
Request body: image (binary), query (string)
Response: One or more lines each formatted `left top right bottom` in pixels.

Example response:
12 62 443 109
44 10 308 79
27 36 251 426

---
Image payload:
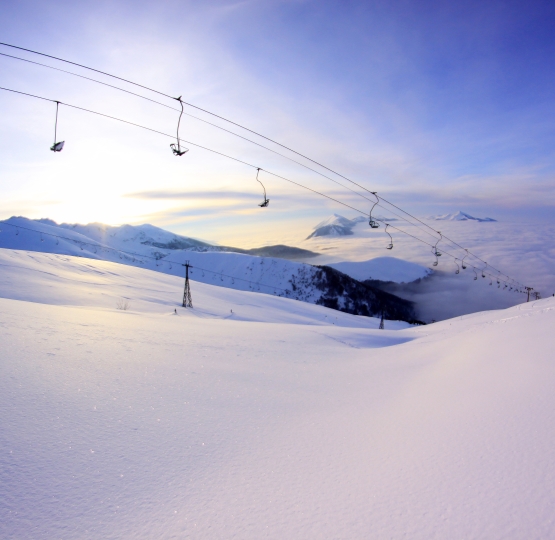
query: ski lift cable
0 51 451 244
0 87 417 232
0 86 526 289
0 52 385 204
0 86 255 168
0 41 394 186
0 50 449 243
0 53 507 279
0 219 528 292
0 43 514 281
0 85 526 288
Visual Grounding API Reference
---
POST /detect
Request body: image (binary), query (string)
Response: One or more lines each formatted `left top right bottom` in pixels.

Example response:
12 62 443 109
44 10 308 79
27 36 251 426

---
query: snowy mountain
328 256 432 283
39 218 317 260
1 250 554 539
307 213 400 239
0 217 415 321
54 220 214 251
306 213 366 238
430 210 497 222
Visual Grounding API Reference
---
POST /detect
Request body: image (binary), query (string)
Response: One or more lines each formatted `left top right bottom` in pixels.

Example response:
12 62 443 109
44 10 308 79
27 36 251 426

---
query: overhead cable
0 84 527 289
0 44 508 277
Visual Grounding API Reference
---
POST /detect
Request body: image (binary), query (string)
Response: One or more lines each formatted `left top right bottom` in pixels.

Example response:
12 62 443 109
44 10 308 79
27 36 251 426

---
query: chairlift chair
432 232 442 266
50 101 65 152
255 168 270 207
454 259 460 274
368 193 381 228
170 96 189 156
473 268 478 280
51 142 64 152
384 224 393 250
461 249 468 269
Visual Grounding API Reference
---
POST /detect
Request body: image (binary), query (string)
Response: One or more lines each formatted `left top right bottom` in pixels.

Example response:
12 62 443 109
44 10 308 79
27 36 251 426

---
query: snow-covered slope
0 250 411 330
1 250 554 539
328 256 432 283
55 220 213 251
431 210 497 222
0 218 415 320
5 217 318 260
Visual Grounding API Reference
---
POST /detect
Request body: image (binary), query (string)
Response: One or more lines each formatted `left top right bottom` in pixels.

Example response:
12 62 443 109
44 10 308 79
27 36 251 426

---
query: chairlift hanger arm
384 223 393 249
368 192 380 228
255 168 270 207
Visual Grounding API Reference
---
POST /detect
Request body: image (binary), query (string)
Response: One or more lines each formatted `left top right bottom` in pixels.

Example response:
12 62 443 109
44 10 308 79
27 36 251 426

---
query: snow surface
1 249 555 539
0 217 344 306
328 256 431 283
0 217 421 321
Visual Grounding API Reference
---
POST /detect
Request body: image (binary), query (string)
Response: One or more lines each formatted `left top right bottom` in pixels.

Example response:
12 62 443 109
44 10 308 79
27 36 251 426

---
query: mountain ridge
430 211 496 222
0 216 416 322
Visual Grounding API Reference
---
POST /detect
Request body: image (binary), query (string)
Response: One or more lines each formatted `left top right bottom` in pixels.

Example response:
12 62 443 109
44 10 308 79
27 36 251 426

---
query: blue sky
1 0 554 244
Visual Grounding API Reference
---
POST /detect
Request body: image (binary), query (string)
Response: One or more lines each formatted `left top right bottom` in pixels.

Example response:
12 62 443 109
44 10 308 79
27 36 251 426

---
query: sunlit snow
1 249 555 539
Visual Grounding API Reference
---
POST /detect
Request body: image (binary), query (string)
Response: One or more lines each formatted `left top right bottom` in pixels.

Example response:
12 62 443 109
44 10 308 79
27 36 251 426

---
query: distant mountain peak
430 211 496 222
307 213 395 240
308 214 361 239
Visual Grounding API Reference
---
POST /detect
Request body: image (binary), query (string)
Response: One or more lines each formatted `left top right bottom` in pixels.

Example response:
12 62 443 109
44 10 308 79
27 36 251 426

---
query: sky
1 0 554 246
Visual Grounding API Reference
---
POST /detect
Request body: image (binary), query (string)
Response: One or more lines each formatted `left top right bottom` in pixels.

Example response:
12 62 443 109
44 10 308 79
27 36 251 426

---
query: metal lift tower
182 261 193 308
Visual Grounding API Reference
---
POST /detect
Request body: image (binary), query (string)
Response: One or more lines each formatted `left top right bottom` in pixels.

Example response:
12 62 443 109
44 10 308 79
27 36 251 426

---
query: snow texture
1 250 554 539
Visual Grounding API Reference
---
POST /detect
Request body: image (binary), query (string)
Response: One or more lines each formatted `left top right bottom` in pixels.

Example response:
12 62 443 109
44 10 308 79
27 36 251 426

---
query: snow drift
1 249 554 539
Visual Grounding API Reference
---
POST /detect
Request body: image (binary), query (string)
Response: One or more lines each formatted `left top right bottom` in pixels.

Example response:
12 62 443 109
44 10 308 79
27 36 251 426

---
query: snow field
1 249 555 539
